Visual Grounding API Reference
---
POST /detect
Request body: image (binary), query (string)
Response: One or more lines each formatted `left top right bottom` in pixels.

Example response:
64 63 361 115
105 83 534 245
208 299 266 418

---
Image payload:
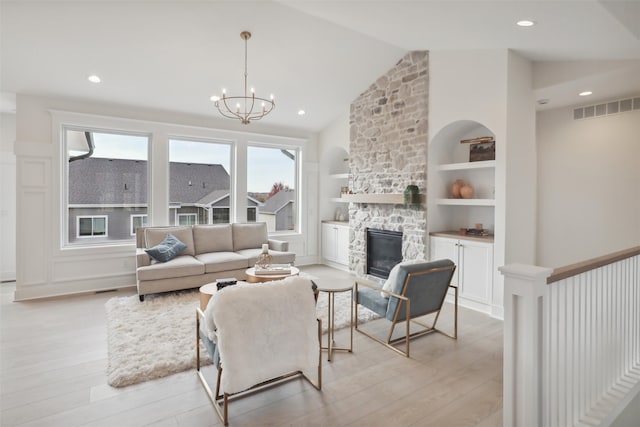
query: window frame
130 214 148 236
76 215 108 238
61 123 150 248
246 142 300 234
168 137 234 225
177 213 198 226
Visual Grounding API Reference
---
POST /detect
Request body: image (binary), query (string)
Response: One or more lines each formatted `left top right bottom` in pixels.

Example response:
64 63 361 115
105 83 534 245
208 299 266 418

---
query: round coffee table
245 266 299 283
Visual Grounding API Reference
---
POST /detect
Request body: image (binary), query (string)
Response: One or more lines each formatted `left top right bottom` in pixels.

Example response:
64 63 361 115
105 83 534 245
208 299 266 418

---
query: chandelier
211 31 275 124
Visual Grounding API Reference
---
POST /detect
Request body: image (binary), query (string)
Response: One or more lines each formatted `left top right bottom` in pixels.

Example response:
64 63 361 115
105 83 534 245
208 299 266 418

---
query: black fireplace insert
366 228 402 279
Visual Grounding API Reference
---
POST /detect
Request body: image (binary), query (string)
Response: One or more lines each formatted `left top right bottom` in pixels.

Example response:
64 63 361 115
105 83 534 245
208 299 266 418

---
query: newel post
499 263 553 427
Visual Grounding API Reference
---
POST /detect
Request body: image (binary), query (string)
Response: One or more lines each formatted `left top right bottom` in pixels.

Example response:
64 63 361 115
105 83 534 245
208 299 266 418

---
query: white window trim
76 215 108 238
247 143 300 233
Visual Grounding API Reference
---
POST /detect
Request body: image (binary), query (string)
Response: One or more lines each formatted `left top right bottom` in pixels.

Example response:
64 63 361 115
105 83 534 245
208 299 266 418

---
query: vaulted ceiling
2 1 639 132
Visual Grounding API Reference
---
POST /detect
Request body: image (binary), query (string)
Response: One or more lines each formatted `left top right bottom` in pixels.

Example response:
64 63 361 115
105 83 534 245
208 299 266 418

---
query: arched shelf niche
323 146 349 176
427 120 496 235
320 146 350 221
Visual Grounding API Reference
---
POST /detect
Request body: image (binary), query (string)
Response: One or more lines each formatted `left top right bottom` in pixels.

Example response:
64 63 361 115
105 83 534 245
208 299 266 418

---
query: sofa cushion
145 226 195 256
137 255 204 281
145 233 187 262
195 251 250 273
232 222 268 251
193 224 234 255
235 248 296 266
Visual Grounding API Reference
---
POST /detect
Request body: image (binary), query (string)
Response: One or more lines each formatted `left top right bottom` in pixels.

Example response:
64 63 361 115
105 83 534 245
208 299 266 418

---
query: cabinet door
335 225 349 266
458 240 493 304
430 236 460 286
321 224 337 262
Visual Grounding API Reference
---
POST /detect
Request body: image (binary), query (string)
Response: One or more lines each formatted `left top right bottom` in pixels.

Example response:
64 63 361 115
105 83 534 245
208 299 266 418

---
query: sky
68 131 295 193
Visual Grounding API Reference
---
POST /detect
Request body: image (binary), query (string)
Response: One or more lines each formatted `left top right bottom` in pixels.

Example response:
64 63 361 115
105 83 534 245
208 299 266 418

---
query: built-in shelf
341 193 425 205
435 198 495 206
330 197 350 203
329 173 349 179
438 160 496 171
430 230 494 243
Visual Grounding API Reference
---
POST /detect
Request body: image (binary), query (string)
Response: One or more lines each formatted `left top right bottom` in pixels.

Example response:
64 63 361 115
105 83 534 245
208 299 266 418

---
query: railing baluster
501 247 640 426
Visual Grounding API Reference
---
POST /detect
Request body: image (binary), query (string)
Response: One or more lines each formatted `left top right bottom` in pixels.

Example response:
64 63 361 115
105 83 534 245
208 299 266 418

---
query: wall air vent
573 95 640 120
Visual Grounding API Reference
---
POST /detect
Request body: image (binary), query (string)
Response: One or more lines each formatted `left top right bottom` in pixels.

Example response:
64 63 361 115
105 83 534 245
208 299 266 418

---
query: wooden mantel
340 193 425 205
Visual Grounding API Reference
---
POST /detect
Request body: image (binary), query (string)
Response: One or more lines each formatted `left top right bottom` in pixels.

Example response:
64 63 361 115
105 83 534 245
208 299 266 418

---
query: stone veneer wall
349 51 429 276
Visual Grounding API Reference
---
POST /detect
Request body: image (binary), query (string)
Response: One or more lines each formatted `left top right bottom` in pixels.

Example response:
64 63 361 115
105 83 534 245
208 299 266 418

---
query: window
178 213 197 226
169 139 231 225
247 146 297 232
212 207 230 223
65 128 148 245
77 216 108 238
247 206 257 222
131 214 148 235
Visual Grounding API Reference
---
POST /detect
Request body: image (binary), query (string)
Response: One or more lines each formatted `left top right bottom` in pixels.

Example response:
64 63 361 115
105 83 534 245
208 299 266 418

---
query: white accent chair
196 276 321 425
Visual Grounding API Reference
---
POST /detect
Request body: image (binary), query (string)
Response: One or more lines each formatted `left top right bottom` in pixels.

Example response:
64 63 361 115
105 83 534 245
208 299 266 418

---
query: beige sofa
135 222 295 301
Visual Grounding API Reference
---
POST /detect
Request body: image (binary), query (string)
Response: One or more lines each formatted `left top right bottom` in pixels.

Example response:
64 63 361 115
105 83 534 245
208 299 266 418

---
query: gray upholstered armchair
355 259 457 357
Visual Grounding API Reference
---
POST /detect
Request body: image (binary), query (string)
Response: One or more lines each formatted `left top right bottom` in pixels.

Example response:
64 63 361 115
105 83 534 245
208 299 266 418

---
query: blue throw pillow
145 233 187 263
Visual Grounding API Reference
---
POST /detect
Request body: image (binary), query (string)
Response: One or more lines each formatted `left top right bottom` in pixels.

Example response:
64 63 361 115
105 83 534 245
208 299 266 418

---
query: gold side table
317 282 353 361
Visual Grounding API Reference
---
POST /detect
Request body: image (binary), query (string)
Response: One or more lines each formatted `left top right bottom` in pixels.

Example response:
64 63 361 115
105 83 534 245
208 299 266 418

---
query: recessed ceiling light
88 75 101 83
297 110 306 116
537 99 550 105
516 20 536 27
579 91 593 97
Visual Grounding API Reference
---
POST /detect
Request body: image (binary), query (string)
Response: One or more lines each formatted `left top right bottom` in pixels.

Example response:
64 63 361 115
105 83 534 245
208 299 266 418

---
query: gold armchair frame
196 308 322 425
355 264 458 357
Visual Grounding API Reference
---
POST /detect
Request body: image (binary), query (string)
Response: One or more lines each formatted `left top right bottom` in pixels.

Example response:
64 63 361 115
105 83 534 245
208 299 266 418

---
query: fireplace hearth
366 229 402 279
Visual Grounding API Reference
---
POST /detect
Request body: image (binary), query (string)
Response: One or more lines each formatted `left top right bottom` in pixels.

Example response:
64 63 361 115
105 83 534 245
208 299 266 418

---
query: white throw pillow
380 259 426 298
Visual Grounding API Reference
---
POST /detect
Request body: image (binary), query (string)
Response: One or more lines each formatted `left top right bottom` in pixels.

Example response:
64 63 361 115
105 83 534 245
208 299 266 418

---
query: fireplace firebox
366 229 402 279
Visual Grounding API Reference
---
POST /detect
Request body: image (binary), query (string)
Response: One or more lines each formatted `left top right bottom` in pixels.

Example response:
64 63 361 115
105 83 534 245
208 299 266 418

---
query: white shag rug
105 286 379 388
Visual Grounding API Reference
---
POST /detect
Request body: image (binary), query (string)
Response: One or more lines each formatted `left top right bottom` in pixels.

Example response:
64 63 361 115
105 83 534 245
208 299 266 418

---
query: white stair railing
501 247 640 427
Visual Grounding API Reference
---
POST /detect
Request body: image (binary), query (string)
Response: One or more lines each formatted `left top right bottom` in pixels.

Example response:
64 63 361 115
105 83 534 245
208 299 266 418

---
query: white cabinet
430 235 493 314
322 222 349 269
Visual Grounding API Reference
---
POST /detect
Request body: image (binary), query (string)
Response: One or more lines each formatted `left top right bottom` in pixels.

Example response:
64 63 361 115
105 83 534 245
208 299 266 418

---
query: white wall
429 49 536 318
317 110 350 223
536 106 640 268
0 113 16 282
504 51 537 265
13 94 318 300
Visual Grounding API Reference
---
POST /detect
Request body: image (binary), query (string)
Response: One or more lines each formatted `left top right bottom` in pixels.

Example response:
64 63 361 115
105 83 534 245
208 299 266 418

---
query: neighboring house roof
68 158 148 205
195 189 229 206
261 189 296 214
169 162 230 204
68 158 231 205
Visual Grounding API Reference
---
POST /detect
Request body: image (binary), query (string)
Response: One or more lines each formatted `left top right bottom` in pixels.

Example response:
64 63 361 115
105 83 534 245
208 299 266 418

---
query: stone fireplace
348 51 429 276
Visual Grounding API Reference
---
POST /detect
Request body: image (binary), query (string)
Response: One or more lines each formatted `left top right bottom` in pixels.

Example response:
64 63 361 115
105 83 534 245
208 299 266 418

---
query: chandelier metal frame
213 31 275 125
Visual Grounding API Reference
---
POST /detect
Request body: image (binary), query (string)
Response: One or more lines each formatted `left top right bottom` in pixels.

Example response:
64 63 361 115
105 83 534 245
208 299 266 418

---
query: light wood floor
0 265 503 427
